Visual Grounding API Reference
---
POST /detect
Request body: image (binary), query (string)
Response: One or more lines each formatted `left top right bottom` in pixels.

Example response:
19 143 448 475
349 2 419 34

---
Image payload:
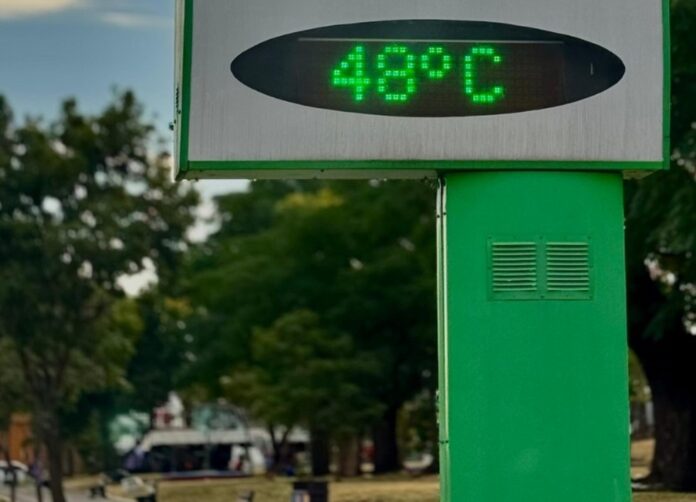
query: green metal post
438 171 631 501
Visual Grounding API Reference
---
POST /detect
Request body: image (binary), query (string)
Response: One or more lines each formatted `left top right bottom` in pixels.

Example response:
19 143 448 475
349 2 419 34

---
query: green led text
464 46 505 104
330 44 506 105
377 45 417 102
420 46 453 79
332 45 371 102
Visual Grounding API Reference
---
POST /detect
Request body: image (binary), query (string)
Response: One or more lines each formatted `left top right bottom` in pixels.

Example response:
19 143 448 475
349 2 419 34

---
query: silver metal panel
187 0 663 163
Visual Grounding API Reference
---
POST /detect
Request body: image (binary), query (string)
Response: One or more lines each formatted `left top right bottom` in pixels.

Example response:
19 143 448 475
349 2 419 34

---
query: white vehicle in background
0 461 29 485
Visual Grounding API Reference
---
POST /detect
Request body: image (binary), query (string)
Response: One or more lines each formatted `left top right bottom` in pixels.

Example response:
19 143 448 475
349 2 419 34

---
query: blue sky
0 0 174 131
0 0 245 197
0 0 244 292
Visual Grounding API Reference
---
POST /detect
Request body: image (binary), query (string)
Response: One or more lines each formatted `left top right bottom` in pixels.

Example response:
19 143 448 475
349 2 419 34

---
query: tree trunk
44 432 67 502
268 426 281 471
630 300 696 490
633 337 696 490
337 434 360 478
268 426 293 473
373 406 400 474
33 445 44 502
649 381 696 489
310 426 331 476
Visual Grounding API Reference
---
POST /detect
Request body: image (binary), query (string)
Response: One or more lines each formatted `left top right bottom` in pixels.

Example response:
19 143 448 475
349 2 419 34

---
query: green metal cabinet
438 171 631 501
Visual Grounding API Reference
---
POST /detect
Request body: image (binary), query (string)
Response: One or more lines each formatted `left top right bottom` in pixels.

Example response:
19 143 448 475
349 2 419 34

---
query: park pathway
0 486 94 502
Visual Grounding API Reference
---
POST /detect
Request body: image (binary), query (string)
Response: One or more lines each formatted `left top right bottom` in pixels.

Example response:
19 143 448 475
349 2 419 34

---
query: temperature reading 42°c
331 44 506 105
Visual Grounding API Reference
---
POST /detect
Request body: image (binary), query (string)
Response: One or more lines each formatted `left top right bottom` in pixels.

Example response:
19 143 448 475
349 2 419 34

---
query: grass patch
156 477 696 502
157 476 439 502
635 496 696 502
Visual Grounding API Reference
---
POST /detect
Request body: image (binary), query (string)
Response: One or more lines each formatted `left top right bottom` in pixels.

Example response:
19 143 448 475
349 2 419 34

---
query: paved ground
0 485 94 502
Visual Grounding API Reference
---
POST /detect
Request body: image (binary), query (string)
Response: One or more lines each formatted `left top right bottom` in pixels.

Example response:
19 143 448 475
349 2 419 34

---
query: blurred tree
397 389 439 474
179 181 307 391
223 309 382 473
62 271 200 474
0 340 25 502
184 180 437 474
125 294 195 412
325 181 437 473
0 92 198 502
625 0 696 490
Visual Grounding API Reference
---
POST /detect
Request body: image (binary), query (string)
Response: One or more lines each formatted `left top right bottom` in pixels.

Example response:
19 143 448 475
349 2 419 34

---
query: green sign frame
174 0 670 180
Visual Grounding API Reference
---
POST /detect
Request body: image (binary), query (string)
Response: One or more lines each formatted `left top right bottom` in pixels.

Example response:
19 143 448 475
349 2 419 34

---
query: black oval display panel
231 20 625 117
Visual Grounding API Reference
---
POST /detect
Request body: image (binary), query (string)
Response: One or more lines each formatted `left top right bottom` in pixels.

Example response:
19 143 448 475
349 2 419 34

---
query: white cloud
0 1 171 28
100 11 169 29
0 0 82 19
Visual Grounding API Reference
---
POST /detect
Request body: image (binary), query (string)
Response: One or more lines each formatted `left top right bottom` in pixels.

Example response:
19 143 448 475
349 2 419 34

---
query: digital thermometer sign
176 0 665 179
232 21 626 117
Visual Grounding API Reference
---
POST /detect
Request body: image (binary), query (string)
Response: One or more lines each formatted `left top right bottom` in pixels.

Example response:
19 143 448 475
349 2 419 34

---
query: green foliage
0 91 197 408
626 0 696 339
398 390 438 459
224 310 382 436
0 339 25 429
623 1 696 488
0 92 198 498
183 179 437 447
122 293 196 411
628 350 650 404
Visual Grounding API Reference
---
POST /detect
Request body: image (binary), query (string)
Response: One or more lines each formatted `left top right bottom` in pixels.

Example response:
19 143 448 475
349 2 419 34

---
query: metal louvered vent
489 238 593 301
546 242 592 299
490 242 538 299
